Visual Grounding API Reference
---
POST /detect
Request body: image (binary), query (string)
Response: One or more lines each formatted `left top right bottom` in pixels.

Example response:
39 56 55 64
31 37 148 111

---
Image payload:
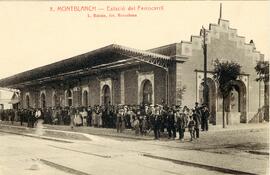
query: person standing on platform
97 106 102 128
74 109 83 127
18 109 23 126
9 110 15 125
34 108 42 128
194 102 201 115
27 109 31 128
167 108 176 139
121 109 126 133
69 107 75 129
133 116 140 135
116 108 124 133
188 115 195 141
192 109 201 139
87 106 92 127
153 105 161 140
81 107 88 126
141 116 148 136
175 106 185 142
201 105 210 131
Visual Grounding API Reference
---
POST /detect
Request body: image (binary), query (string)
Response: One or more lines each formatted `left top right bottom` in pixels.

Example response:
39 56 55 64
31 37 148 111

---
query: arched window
41 93 46 108
66 89 73 107
102 85 111 106
142 80 153 105
82 90 88 107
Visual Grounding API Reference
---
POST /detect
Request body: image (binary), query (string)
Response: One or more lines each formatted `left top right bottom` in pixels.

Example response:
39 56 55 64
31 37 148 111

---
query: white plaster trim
237 76 249 116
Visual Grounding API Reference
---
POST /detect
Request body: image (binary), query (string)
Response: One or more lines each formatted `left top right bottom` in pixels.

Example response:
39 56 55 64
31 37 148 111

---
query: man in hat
116 108 124 133
124 105 130 129
87 106 92 127
160 104 167 134
167 108 176 139
175 106 186 141
192 109 200 138
152 105 161 140
201 105 210 131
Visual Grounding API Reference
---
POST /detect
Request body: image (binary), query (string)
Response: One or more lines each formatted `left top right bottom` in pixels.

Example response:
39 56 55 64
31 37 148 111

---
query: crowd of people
0 102 210 141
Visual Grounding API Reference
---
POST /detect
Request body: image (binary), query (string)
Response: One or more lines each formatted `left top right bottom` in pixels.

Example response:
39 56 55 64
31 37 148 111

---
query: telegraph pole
201 26 208 106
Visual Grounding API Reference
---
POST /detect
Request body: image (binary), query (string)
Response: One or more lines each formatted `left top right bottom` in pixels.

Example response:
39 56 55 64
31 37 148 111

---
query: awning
0 44 172 88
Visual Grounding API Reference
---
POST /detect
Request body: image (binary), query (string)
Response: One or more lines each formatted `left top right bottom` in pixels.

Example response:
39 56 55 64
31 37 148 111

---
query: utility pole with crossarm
201 26 208 107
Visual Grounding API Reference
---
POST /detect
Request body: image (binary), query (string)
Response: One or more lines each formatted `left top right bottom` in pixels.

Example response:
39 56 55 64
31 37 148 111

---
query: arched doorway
102 85 111 106
199 78 217 124
66 90 73 107
41 93 46 108
142 79 153 105
225 80 247 123
26 95 30 108
82 90 89 107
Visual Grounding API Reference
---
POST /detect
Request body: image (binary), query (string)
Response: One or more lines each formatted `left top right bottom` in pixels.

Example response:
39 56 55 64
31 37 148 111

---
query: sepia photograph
0 1 269 175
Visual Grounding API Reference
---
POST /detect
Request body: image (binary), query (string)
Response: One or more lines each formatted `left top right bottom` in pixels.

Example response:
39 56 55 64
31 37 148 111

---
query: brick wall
124 68 138 105
45 88 53 107
154 66 166 104
19 62 171 108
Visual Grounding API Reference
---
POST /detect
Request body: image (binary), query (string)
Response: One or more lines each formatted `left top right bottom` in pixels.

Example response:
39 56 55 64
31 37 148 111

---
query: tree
255 60 269 121
213 59 241 128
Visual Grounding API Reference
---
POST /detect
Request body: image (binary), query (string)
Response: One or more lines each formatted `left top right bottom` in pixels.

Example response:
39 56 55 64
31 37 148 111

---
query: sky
0 1 269 79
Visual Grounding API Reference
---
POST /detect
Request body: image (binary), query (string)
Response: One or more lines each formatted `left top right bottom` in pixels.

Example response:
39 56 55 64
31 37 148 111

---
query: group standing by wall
0 102 210 141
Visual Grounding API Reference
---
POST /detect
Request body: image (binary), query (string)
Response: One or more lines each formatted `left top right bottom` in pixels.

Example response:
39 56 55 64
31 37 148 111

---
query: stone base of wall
248 111 263 123
216 112 241 125
227 112 241 125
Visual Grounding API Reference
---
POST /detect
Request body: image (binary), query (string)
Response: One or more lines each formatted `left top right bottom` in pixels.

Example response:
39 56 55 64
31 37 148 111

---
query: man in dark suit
153 105 161 140
192 109 201 138
175 106 186 141
201 105 210 131
167 108 176 139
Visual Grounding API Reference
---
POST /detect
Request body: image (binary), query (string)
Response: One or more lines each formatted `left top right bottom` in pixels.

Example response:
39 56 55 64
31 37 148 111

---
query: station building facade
0 16 266 125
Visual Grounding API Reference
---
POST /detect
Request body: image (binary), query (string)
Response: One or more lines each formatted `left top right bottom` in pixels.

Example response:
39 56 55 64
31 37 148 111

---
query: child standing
141 116 148 136
188 115 195 141
133 116 140 136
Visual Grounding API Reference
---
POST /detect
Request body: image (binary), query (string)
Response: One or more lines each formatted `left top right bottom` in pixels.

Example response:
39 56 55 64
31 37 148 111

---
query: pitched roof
0 44 171 88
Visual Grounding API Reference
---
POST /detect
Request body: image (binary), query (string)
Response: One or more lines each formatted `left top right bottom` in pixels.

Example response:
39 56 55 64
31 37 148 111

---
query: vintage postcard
0 1 269 175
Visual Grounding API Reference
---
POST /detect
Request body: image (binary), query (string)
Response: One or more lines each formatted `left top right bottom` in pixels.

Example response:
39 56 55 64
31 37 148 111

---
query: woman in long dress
35 108 44 136
74 109 83 126
92 108 97 127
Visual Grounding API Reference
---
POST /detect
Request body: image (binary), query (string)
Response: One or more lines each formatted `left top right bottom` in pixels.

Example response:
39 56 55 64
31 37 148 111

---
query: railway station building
0 12 266 125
